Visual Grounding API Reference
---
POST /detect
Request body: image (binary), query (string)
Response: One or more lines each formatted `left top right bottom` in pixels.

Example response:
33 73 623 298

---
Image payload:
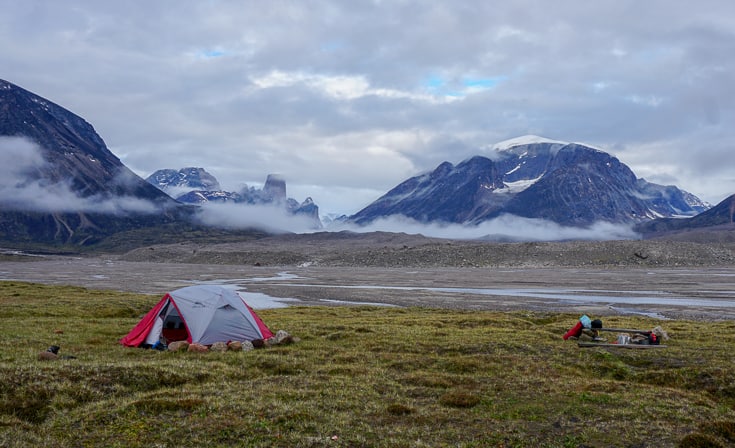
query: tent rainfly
120 285 273 347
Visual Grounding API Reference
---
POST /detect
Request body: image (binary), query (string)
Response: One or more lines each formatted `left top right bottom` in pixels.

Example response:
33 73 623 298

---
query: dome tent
120 285 273 347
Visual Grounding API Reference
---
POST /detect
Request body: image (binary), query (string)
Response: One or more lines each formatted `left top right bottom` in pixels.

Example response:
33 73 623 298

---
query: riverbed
1 256 734 320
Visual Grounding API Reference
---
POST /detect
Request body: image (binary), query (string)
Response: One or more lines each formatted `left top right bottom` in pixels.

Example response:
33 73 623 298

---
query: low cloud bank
0 137 158 215
329 214 641 242
193 200 639 242
194 202 320 234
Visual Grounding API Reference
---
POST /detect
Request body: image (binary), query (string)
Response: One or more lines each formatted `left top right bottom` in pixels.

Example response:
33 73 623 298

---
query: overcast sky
2 0 734 216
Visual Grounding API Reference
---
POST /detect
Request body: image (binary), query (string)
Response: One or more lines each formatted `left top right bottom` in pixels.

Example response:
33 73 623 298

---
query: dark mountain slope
0 79 173 202
351 157 508 224
0 79 188 246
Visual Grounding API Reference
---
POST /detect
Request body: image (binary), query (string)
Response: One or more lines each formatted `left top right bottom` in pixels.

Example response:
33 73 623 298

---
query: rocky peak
263 174 287 202
147 167 221 193
145 169 322 229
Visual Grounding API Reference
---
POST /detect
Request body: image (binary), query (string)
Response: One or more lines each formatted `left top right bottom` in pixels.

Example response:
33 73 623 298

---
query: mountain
147 167 221 194
635 193 735 237
350 136 709 227
0 79 186 246
146 170 322 228
0 79 174 204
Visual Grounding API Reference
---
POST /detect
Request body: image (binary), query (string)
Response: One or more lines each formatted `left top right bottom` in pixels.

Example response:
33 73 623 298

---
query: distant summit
147 168 221 195
635 193 735 238
146 168 322 229
350 137 709 227
263 174 287 203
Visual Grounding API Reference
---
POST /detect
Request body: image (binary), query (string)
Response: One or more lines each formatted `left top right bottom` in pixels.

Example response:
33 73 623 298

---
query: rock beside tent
268 330 297 346
187 343 209 353
210 342 228 352
166 330 297 353
168 341 189 352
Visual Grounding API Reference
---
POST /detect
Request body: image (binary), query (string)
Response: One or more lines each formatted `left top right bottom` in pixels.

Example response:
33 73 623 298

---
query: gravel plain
2 231 735 320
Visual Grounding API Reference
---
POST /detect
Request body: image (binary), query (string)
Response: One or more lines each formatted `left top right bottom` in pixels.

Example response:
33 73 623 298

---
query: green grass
0 281 734 447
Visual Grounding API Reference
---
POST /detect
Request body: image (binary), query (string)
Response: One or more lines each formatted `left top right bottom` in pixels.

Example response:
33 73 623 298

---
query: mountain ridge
146 168 322 229
0 78 725 247
0 79 190 246
350 138 709 227
0 79 173 204
635 193 735 236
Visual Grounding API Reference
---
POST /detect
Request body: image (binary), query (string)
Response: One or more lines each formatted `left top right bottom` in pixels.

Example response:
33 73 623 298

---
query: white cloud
328 214 639 242
190 200 640 242
1 0 735 217
194 202 319 234
250 70 453 103
0 137 159 214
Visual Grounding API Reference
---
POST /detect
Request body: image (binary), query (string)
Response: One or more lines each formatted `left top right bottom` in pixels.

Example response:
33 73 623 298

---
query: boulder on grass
227 341 242 351
38 351 58 361
168 341 189 352
272 330 295 345
187 343 209 353
210 342 228 352
241 341 255 352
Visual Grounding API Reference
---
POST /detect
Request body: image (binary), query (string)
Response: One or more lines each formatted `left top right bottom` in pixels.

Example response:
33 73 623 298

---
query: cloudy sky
1 0 734 217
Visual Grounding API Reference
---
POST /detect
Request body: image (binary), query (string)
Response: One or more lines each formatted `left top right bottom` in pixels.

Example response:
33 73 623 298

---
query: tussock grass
0 281 734 447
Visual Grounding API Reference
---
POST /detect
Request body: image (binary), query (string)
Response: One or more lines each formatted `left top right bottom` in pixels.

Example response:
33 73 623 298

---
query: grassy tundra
0 281 734 447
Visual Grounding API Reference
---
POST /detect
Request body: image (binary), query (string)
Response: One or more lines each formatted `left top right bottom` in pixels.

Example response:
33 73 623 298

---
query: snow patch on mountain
494 176 544 194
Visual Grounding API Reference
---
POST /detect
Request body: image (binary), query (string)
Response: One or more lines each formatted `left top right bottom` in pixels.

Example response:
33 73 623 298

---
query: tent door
162 308 188 342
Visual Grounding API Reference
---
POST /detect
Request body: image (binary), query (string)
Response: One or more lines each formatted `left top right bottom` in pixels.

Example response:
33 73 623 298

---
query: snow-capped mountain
146 170 322 228
350 137 709 227
147 167 221 197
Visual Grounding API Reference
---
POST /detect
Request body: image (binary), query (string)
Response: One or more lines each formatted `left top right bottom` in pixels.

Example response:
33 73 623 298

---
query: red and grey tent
120 285 273 347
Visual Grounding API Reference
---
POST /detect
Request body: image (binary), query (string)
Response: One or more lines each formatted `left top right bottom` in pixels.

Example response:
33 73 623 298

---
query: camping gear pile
120 285 293 351
563 315 669 349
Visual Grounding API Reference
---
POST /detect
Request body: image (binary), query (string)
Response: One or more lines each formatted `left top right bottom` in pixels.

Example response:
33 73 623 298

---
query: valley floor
1 235 734 320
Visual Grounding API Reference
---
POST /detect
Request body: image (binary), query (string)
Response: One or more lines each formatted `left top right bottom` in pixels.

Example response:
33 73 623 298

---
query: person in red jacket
563 315 591 340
